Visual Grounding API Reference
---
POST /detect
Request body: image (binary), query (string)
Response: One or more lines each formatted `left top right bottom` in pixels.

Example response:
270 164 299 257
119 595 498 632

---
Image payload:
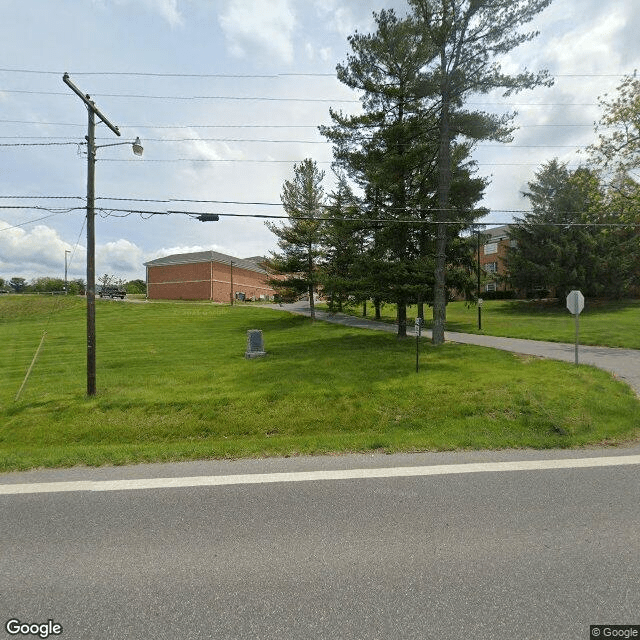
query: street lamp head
132 137 144 156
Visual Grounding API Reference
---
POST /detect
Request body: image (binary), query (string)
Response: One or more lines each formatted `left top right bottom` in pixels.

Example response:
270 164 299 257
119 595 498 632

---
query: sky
1 0 639 283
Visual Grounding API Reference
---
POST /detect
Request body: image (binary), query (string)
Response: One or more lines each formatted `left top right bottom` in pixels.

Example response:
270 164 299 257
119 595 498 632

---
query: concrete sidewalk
267 301 640 397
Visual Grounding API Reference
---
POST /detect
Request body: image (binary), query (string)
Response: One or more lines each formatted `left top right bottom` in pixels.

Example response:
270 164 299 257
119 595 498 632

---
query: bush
481 290 515 300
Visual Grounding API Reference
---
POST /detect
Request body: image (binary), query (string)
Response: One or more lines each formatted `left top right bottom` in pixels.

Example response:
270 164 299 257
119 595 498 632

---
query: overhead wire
3 197 638 219
2 201 638 228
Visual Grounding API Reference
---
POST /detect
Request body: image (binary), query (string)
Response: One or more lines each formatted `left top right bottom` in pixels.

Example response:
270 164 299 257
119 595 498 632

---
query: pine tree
319 176 369 311
408 0 553 343
264 159 325 320
507 160 606 300
322 8 486 337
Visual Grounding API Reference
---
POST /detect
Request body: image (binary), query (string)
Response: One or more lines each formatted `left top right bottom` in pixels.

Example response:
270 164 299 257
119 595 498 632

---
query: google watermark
5 619 62 638
591 627 640 639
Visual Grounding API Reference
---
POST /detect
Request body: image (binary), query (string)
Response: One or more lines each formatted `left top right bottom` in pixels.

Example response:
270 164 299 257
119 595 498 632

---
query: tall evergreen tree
321 8 438 337
264 158 325 320
319 176 369 311
507 160 605 300
408 0 553 343
322 8 487 336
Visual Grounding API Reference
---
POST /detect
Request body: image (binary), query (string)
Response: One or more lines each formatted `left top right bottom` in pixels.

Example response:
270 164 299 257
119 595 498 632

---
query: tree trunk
308 246 315 321
374 298 381 320
397 300 408 338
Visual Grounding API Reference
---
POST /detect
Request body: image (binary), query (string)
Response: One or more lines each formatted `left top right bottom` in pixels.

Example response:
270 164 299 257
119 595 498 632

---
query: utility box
245 330 266 359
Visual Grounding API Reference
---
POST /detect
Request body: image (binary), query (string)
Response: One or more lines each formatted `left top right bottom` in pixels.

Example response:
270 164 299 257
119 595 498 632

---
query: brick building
144 251 276 302
478 225 514 293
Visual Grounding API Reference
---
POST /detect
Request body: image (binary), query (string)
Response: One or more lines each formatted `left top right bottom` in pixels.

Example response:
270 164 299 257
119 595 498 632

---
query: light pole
63 73 143 396
476 226 483 330
64 250 71 294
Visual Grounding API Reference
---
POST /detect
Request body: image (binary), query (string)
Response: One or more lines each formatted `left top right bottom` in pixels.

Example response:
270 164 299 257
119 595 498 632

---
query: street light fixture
132 137 144 156
94 137 144 156
63 73 142 396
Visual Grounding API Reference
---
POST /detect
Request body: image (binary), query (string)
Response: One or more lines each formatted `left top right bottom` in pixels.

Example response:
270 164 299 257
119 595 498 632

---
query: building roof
483 225 511 241
144 251 268 274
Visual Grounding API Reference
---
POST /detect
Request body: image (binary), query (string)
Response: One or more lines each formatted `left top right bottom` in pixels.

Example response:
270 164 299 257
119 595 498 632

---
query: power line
94 158 583 167
0 87 607 108
0 135 588 149
0 119 605 130
1 89 361 103
0 142 81 147
0 209 81 230
2 202 639 228
5 196 630 217
0 67 633 78
0 68 336 78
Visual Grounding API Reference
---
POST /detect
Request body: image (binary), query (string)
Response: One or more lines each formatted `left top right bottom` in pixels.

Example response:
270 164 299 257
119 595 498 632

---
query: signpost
566 290 584 365
415 317 423 373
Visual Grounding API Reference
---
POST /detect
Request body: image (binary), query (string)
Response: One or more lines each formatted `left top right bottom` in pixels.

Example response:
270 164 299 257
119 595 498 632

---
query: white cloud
0 222 151 281
145 245 217 261
0 222 75 277
219 0 296 63
546 11 626 76
311 0 407 38
95 0 184 27
97 239 145 277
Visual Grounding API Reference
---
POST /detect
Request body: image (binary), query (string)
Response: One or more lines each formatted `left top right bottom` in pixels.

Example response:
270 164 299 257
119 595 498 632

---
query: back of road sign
566 290 584 315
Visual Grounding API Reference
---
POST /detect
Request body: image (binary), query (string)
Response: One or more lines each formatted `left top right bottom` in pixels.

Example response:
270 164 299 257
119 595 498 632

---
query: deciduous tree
589 73 640 176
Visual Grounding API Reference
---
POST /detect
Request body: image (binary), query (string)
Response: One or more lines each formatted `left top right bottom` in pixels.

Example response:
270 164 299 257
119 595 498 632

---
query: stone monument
245 329 266 359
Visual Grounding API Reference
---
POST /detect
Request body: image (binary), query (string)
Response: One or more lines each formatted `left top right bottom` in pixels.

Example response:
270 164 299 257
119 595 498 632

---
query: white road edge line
1 455 640 495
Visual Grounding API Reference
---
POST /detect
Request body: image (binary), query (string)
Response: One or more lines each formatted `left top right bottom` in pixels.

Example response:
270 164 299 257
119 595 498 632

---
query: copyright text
590 627 640 639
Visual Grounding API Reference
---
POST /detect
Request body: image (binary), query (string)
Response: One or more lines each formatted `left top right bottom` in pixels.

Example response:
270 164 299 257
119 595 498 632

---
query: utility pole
63 73 121 397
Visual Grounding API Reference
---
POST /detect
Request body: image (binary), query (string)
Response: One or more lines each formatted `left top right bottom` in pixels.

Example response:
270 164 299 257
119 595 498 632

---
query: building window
484 262 498 273
485 282 497 292
484 242 498 255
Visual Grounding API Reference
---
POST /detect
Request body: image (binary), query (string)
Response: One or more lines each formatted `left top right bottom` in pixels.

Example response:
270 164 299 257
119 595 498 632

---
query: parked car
98 286 126 299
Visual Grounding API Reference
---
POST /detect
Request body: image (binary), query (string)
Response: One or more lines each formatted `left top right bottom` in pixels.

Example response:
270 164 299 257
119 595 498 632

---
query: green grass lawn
1 296 638 472
342 298 640 349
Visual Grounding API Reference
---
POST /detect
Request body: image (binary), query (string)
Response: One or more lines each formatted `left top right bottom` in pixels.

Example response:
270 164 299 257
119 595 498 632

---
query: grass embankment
342 299 640 349
0 296 638 472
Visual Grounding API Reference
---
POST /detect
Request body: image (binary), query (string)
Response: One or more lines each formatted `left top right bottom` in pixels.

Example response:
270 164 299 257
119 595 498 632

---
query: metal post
86 109 97 396
64 250 70 294
415 318 422 373
574 297 579 366
230 260 234 305
477 229 482 330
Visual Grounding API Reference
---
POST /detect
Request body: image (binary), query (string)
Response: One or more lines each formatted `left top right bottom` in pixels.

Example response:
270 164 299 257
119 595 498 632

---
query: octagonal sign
566 290 584 315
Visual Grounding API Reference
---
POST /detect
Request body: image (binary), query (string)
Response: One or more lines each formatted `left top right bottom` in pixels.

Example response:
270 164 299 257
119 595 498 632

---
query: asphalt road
1 448 639 640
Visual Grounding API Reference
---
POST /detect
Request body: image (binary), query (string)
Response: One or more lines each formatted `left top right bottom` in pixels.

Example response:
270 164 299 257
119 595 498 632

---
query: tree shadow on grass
245 331 463 387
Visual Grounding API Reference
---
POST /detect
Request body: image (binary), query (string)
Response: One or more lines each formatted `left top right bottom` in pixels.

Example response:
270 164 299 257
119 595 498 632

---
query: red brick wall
479 237 510 292
147 260 276 301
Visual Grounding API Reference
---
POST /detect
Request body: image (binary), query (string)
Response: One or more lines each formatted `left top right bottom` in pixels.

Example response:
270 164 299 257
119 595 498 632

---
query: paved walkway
267 302 640 397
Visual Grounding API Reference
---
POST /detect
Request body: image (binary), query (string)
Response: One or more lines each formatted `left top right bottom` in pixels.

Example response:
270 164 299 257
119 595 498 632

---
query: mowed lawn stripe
0 296 638 472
